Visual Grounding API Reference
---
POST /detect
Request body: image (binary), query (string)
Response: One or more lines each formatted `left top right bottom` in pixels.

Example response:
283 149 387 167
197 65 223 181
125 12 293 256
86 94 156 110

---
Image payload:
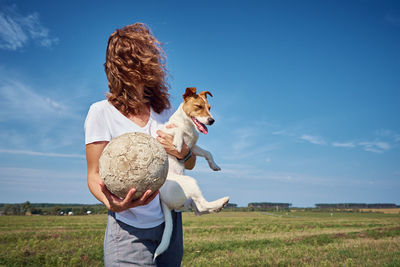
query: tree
22 201 32 213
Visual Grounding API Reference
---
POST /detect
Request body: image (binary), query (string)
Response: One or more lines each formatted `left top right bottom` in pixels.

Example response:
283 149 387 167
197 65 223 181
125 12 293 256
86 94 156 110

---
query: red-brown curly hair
104 23 170 115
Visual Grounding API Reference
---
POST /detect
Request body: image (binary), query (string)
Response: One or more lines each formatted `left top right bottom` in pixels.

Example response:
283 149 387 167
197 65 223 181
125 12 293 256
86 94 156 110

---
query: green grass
0 211 399 266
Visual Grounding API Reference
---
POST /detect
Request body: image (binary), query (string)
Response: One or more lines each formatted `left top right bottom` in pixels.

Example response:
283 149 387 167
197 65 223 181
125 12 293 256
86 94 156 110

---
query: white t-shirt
84 99 173 228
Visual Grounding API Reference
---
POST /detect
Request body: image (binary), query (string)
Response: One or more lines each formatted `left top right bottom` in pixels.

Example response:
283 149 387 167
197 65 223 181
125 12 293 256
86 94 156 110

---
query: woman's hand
100 182 159 213
156 124 196 169
87 141 160 213
156 124 190 159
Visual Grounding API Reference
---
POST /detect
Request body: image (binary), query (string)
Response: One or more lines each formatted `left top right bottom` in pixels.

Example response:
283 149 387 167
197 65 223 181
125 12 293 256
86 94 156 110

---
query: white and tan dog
154 87 229 259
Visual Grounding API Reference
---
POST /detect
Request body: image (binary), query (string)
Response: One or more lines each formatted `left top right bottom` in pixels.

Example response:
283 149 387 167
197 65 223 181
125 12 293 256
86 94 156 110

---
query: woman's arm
86 141 159 212
184 153 196 170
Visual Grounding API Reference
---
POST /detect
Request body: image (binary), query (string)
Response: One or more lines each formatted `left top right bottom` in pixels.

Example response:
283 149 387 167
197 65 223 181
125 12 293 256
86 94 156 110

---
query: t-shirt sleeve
84 104 111 144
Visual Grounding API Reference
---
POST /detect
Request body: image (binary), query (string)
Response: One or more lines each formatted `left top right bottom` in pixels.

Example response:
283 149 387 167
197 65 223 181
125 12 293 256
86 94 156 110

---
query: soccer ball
99 132 168 199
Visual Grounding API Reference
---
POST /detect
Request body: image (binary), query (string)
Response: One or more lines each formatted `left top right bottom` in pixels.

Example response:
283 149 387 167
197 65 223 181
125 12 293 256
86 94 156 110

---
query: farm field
0 211 399 266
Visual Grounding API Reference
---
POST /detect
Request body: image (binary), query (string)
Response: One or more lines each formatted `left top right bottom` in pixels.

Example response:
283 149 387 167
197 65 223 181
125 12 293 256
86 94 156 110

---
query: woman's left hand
156 124 190 160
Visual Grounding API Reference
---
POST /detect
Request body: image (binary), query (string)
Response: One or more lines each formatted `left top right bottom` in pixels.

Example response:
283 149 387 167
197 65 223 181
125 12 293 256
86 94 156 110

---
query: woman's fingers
101 183 157 211
165 123 176 129
143 190 159 205
156 130 173 142
156 129 190 159
140 189 159 205
122 188 137 205
156 131 176 154
138 189 153 204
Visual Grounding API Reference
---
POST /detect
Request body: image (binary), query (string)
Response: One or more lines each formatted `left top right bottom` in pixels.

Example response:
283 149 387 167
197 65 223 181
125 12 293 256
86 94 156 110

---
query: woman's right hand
100 182 159 212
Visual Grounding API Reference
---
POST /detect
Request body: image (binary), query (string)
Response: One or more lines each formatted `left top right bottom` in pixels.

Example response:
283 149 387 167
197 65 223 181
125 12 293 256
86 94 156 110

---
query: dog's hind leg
167 173 229 214
190 197 230 215
192 196 230 214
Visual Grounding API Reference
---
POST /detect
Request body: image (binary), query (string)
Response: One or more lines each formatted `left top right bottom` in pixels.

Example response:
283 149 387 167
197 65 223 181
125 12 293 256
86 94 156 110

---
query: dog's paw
213 165 221 171
209 162 221 171
175 145 183 153
173 140 183 153
210 197 229 213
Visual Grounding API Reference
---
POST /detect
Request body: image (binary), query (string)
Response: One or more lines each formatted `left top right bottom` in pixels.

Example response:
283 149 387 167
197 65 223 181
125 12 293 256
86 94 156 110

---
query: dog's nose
208 118 215 125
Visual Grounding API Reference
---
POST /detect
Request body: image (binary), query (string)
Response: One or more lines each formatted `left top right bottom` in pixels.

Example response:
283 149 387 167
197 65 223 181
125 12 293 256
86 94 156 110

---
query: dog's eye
196 105 203 109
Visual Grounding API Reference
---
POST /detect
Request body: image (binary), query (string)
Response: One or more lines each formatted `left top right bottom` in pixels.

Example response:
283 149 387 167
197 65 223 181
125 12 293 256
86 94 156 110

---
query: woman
85 23 194 266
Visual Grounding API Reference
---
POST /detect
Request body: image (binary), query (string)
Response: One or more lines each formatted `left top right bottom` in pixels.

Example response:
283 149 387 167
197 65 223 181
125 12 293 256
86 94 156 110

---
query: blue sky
0 0 399 207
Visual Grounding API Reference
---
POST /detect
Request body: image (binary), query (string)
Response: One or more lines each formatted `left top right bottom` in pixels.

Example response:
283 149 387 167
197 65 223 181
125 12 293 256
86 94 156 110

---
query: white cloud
332 142 356 148
271 129 295 137
190 161 336 185
0 167 84 186
332 139 394 154
221 125 279 161
0 11 27 50
0 149 85 159
300 134 326 145
376 142 390 150
375 129 400 144
0 5 58 50
0 166 86 203
0 67 86 155
271 130 285 135
0 76 68 120
269 125 398 155
297 129 397 154
232 127 257 152
359 141 391 154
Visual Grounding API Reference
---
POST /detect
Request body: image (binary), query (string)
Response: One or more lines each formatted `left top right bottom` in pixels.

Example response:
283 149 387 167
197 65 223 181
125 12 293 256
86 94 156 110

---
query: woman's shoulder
87 99 114 116
89 99 109 110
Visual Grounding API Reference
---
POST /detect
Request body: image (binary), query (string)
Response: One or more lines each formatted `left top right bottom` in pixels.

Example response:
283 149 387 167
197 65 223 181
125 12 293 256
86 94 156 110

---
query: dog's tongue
192 118 208 134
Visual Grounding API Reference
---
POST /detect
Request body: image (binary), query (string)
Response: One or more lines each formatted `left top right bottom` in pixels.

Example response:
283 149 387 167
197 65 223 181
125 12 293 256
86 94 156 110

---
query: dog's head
182 87 215 134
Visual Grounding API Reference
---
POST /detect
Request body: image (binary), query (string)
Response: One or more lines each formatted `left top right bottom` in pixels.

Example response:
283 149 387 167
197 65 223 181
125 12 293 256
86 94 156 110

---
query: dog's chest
183 131 199 148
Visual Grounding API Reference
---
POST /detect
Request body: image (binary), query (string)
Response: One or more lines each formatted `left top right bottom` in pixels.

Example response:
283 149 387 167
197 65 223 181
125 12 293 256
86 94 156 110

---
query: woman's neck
126 105 150 127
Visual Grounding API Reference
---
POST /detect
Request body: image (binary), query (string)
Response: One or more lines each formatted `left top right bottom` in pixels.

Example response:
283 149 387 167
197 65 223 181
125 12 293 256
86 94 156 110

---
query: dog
154 87 229 259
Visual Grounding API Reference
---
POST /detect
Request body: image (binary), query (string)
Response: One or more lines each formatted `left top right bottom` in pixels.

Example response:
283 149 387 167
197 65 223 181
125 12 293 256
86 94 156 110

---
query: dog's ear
199 91 213 98
183 87 197 100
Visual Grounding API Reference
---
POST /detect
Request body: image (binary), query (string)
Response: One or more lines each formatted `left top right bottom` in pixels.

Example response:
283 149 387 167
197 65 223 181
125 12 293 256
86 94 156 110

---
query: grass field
1 211 399 266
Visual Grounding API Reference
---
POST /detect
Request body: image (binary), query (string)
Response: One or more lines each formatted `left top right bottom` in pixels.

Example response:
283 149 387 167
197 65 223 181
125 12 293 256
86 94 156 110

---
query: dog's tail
154 201 173 261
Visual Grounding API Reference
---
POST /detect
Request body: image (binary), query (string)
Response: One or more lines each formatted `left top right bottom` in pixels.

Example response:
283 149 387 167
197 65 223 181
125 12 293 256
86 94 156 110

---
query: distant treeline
248 202 291 208
226 202 399 212
315 203 400 209
0 201 107 215
1 201 399 215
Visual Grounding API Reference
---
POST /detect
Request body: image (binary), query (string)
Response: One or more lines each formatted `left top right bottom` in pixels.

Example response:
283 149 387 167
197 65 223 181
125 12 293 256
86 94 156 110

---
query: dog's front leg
172 130 184 153
161 126 184 153
192 145 221 171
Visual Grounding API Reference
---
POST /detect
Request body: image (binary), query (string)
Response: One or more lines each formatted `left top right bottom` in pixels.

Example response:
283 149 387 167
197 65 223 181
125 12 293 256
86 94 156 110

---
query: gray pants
104 211 183 267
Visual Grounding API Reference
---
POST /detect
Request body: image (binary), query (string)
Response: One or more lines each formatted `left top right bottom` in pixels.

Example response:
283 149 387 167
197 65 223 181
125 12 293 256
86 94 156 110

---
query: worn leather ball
99 132 168 199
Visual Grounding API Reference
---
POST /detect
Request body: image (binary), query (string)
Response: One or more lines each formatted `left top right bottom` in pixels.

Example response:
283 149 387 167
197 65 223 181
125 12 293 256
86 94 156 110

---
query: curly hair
104 23 170 115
